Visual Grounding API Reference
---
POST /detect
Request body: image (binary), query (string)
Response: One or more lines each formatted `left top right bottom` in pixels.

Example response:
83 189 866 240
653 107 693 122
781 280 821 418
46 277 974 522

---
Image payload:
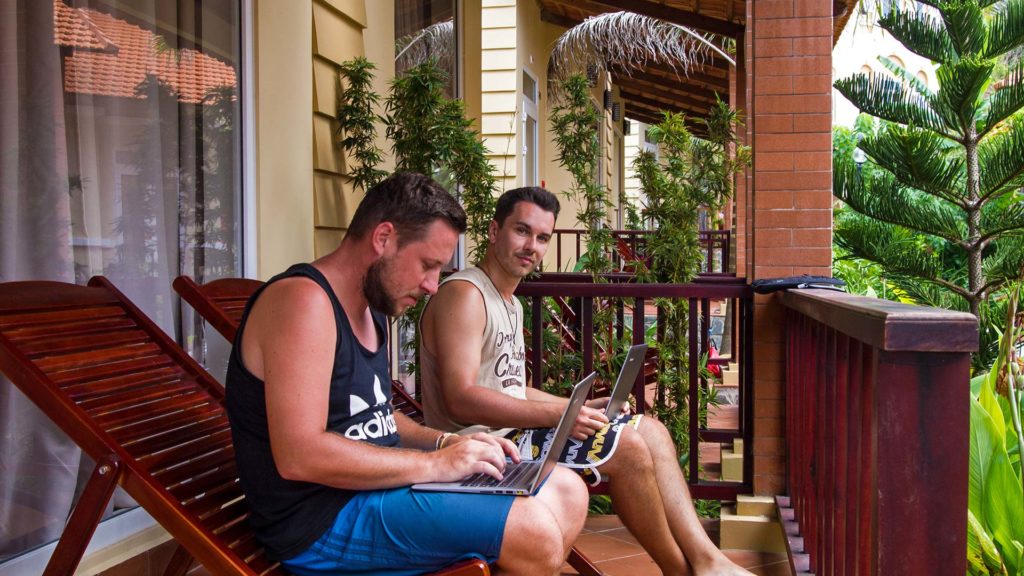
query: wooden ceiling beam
539 7 579 29
617 72 722 105
619 84 720 113
587 0 743 37
624 103 707 135
621 90 707 118
642 61 730 89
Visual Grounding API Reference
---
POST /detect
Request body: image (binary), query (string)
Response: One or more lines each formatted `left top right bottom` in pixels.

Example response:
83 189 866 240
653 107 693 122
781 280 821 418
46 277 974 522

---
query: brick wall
746 0 834 495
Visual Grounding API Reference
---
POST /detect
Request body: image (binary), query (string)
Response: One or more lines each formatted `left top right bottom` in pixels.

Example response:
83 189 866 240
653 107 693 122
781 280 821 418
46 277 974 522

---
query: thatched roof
539 0 856 126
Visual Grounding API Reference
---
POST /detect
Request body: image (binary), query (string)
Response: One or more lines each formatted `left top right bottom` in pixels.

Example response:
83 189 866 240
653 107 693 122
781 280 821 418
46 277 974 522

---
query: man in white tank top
420 188 753 576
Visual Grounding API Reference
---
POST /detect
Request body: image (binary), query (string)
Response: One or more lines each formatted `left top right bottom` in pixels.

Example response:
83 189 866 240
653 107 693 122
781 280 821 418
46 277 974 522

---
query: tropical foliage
633 101 749 448
969 283 1024 575
336 57 387 192
378 60 497 258
549 74 613 275
832 0 1024 326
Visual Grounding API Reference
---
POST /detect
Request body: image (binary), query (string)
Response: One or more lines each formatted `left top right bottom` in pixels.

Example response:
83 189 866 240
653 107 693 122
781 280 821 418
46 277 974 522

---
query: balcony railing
516 272 753 500
779 289 977 575
548 229 732 275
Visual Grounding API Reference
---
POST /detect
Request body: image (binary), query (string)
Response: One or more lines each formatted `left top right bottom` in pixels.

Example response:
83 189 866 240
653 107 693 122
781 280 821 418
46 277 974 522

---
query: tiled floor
174 513 791 576
561 515 793 576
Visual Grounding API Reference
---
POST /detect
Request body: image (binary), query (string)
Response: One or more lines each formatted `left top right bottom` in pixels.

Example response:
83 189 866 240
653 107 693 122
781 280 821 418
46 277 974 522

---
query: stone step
720 495 787 554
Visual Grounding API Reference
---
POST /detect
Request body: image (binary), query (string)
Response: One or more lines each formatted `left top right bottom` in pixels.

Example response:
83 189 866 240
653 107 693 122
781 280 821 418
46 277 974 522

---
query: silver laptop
603 344 648 417
412 372 597 496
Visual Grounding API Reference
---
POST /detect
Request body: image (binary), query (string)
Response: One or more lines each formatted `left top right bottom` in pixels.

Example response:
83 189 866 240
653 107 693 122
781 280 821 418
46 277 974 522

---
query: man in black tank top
421 187 755 576
225 173 589 575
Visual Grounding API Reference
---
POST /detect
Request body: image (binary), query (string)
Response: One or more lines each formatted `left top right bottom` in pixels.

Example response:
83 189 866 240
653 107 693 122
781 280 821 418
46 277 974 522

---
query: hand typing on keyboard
428 432 520 483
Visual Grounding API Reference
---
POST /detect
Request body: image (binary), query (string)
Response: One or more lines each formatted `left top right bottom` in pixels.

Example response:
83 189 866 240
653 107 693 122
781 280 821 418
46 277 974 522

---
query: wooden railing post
779 289 976 576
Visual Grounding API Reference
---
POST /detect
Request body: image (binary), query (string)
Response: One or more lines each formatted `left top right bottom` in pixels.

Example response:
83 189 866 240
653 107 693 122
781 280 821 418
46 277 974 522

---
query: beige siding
481 0 518 190
308 0 394 258
254 0 315 279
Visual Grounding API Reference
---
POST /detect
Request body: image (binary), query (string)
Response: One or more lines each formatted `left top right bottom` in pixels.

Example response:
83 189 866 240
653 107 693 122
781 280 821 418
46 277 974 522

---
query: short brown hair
493 187 560 226
347 172 467 245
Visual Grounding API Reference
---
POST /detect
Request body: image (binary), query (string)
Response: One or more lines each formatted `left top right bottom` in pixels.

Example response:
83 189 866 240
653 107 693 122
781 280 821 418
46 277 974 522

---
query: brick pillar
747 0 834 495
731 33 747 276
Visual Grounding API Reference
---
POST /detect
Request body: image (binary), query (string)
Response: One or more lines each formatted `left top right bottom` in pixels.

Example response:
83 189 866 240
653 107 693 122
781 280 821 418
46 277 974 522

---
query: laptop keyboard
461 461 535 488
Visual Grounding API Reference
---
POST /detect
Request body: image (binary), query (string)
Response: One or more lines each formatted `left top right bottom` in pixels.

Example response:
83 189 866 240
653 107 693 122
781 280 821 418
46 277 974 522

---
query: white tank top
420 266 527 431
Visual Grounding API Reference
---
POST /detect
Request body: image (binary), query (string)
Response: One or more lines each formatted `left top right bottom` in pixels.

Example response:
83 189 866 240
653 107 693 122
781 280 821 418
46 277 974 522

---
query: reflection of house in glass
52 0 240 332
54 1 236 103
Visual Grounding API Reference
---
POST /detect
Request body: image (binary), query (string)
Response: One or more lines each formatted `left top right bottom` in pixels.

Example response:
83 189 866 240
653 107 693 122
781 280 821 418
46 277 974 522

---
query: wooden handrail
549 229 732 274
517 274 754 500
778 288 976 576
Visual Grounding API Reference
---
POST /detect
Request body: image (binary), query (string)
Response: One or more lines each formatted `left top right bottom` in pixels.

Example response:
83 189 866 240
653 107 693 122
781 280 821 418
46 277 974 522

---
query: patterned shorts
504 413 643 486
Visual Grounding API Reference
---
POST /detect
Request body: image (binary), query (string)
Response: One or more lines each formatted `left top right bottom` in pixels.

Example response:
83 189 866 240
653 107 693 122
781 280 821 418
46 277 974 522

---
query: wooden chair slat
125 417 230 459
170 462 240 503
88 385 204 425
18 329 149 357
184 481 246 519
111 405 224 446
69 369 184 403
51 355 178 385
137 426 234 470
35 342 163 373
155 445 236 488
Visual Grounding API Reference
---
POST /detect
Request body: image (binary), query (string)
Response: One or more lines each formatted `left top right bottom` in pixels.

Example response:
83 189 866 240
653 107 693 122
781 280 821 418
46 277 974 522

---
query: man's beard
363 257 399 316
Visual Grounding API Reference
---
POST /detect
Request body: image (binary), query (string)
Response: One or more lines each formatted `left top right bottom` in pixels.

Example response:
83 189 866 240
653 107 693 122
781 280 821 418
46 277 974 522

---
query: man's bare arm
422 280 564 429
244 279 510 488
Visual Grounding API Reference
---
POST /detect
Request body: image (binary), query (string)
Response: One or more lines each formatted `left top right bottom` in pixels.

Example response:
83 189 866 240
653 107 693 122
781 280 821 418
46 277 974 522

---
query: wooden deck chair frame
173 275 606 576
0 277 487 576
172 275 424 423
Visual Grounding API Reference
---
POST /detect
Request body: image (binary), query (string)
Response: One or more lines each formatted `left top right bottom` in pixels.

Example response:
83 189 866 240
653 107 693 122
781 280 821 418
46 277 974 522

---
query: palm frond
395 19 454 73
859 123 964 203
978 119 1024 198
981 62 1024 135
834 154 967 242
934 57 996 134
983 0 1024 58
941 0 987 57
548 11 729 101
878 6 957 64
878 54 934 98
834 73 952 137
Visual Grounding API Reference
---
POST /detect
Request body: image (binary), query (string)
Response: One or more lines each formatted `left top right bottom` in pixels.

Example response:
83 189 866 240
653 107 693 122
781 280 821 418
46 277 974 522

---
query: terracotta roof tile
53 0 236 103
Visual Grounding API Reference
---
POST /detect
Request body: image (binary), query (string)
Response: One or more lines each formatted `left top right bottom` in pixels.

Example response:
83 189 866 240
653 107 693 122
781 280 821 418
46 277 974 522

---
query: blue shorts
281 487 515 576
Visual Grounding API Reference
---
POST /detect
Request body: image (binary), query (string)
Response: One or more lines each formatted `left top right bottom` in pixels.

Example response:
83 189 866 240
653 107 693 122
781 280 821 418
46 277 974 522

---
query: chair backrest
173 275 425 423
0 277 284 575
0 277 487 576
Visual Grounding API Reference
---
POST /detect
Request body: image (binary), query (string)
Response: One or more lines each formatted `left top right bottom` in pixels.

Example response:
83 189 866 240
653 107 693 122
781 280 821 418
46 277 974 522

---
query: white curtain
0 0 240 561
0 0 82 560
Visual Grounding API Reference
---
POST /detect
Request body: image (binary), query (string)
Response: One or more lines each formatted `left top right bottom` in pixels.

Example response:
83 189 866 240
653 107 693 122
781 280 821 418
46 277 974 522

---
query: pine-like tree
833 0 1024 322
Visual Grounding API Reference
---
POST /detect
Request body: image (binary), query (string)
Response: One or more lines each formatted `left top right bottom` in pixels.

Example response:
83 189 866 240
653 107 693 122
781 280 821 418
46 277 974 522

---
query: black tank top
225 263 398 561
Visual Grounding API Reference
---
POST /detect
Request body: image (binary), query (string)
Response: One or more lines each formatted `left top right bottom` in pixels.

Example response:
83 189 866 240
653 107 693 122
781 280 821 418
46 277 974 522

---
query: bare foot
692 554 756 576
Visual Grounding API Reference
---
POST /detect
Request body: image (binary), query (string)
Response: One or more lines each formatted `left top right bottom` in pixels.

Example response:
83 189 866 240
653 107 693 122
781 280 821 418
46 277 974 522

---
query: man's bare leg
636 419 754 575
494 467 588 575
599 429 690 574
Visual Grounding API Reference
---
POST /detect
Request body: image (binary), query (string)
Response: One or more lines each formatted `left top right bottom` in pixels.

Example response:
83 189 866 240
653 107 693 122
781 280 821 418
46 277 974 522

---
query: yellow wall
254 0 395 273
480 0 518 191
254 0 315 279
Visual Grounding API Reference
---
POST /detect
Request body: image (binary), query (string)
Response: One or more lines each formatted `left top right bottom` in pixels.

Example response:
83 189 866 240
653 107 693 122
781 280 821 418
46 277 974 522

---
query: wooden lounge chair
0 277 487 576
173 275 606 576
172 275 424 423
